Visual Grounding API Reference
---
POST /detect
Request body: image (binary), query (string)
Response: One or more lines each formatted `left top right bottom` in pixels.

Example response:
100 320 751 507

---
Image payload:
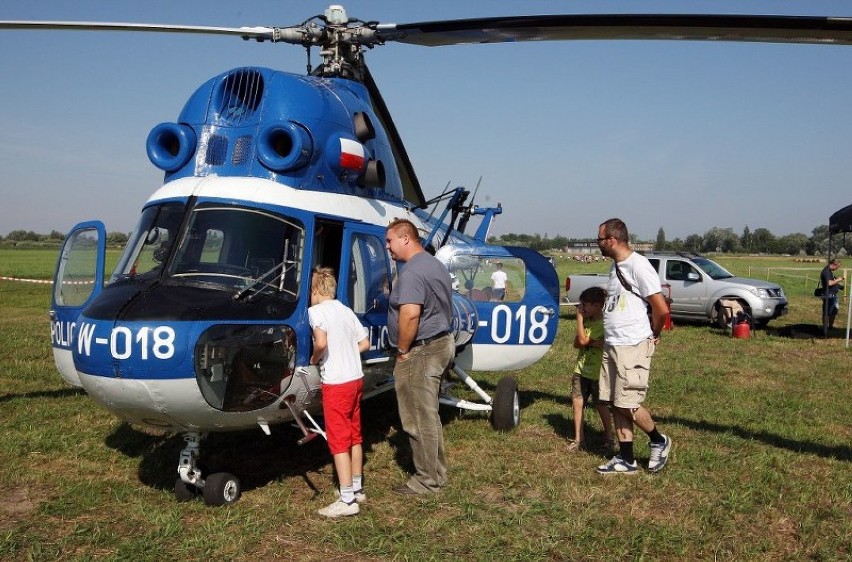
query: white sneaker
596 455 638 475
648 435 672 473
317 499 359 518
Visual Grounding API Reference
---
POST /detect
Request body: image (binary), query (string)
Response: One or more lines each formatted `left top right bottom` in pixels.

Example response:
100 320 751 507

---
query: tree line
490 225 850 256
3 225 849 257
1 230 129 248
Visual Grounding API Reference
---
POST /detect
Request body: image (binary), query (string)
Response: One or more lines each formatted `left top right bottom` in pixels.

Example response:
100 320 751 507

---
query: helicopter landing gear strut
439 365 520 432
280 366 327 445
175 431 242 506
281 395 326 445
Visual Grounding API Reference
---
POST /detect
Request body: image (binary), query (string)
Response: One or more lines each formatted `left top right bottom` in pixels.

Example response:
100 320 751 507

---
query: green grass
0 248 123 280
1 250 850 560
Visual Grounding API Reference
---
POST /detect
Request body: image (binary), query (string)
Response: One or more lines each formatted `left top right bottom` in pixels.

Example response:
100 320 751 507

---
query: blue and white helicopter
4 6 852 505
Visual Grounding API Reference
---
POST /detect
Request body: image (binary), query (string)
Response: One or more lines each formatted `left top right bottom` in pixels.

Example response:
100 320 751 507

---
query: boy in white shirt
308 267 370 517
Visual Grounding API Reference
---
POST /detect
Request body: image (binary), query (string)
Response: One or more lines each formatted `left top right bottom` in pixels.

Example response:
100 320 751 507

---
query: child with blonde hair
308 267 370 517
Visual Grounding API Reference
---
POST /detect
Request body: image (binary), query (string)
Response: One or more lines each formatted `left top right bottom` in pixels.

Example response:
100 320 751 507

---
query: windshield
112 202 186 282
111 202 304 297
692 257 734 280
167 205 304 297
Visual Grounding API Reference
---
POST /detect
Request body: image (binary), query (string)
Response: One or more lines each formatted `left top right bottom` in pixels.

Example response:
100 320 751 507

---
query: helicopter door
49 221 107 387
338 224 393 386
446 247 559 371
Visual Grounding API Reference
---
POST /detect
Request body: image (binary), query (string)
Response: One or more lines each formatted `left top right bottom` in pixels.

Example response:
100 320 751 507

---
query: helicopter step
279 366 327 445
282 394 325 445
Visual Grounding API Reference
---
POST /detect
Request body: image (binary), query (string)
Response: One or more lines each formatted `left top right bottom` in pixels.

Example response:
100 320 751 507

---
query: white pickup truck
564 252 788 327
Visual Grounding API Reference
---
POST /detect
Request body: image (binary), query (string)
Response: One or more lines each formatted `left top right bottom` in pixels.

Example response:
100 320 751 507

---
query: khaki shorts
599 339 655 409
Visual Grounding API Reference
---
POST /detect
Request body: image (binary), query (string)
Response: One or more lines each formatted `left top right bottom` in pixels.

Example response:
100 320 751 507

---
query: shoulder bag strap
614 263 647 303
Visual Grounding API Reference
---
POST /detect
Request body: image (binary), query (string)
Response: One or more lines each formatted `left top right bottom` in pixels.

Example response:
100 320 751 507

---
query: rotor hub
267 5 382 80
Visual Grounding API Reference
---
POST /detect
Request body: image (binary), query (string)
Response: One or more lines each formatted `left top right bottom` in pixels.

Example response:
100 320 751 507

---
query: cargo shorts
598 338 655 410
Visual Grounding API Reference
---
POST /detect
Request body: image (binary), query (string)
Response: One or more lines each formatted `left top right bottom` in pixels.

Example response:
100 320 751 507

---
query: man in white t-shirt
490 262 508 301
594 218 672 475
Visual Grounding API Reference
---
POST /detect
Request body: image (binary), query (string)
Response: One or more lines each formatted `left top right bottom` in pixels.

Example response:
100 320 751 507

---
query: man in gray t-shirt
385 218 454 495
387 251 452 348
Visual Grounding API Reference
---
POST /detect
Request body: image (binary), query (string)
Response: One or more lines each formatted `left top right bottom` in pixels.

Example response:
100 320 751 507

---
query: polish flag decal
339 138 366 170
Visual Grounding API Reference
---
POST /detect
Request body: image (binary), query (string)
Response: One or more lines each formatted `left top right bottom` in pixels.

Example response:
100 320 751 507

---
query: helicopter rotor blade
0 20 282 41
362 64 427 208
6 14 852 61
7 13 852 50
376 14 852 47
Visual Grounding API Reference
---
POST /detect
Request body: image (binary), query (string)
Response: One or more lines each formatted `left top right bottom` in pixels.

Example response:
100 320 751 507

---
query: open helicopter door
49 221 107 387
337 222 396 394
439 245 559 372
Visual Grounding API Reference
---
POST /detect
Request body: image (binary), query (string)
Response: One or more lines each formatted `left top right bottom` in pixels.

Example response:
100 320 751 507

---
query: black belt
410 331 449 348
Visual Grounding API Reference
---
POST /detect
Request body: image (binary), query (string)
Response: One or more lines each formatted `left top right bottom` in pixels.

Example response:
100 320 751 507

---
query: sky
1 0 852 241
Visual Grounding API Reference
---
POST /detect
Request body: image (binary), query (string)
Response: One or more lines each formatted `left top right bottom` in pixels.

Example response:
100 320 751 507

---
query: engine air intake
216 68 265 126
146 123 197 172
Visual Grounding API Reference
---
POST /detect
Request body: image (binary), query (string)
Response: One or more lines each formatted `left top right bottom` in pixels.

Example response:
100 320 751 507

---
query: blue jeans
824 294 839 316
394 334 454 493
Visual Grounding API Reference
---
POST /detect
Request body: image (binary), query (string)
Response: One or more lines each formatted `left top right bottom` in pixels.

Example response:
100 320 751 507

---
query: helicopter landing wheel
491 376 520 432
174 477 198 502
202 472 242 506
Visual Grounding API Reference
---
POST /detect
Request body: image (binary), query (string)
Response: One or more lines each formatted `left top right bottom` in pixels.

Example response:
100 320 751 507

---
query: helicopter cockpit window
111 202 186 282
168 205 304 298
448 255 526 303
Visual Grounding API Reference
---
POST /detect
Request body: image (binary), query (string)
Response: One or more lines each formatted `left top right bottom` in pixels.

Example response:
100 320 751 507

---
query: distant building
565 240 654 259
565 242 600 256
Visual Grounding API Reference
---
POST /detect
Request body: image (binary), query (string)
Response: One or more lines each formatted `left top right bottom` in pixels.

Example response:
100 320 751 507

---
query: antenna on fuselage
425 181 452 224
456 176 482 235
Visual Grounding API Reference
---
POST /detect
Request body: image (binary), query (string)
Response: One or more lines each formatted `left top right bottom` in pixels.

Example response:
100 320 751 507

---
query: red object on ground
732 321 751 339
662 284 673 331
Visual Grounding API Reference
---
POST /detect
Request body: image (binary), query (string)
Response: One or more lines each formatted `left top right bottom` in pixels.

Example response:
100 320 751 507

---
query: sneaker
647 435 672 473
335 488 367 503
317 499 359 518
596 455 638 475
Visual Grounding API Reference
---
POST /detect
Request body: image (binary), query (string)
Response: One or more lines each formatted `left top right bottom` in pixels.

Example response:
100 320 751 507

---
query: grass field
1 249 850 560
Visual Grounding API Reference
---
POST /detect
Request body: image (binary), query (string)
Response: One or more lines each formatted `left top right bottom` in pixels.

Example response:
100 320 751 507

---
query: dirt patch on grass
0 487 44 531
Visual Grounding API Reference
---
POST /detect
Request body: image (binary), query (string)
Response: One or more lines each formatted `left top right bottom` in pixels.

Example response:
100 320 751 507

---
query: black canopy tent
827 202 851 345
829 202 852 235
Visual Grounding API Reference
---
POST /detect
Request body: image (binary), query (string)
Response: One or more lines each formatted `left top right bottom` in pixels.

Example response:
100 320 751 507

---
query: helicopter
4 6 852 506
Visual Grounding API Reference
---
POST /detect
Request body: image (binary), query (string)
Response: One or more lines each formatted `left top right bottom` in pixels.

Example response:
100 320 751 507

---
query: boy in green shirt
568 287 615 452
